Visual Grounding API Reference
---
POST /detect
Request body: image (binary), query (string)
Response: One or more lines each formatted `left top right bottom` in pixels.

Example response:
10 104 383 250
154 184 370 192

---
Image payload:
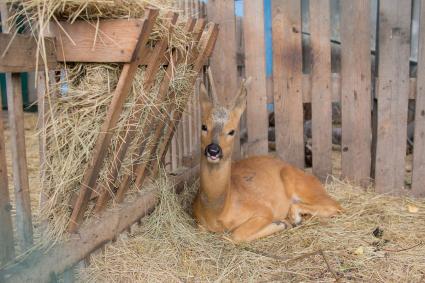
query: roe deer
192 74 343 243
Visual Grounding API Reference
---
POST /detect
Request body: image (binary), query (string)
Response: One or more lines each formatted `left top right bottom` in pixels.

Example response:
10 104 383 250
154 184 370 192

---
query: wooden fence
206 0 425 197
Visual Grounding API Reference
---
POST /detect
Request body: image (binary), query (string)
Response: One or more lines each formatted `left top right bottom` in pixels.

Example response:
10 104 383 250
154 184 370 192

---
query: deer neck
199 157 232 209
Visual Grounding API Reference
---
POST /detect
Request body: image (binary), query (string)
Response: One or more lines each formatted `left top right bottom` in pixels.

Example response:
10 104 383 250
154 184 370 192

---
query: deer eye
228 130 235 136
201 124 208 132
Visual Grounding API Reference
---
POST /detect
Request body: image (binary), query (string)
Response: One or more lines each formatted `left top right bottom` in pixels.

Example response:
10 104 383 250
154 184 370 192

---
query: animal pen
0 0 425 282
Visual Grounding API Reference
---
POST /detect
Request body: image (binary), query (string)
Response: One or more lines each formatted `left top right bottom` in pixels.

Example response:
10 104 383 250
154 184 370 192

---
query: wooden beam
309 0 333 181
67 9 159 233
243 0 269 156
375 0 411 194
0 81 15 266
53 19 146 63
1 4 34 251
0 33 56 72
0 166 199 283
340 0 372 186
412 0 425 197
6 74 34 250
272 0 304 168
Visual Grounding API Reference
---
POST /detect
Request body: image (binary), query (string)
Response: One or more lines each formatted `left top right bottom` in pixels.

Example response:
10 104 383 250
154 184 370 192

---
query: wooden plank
0 33 56 72
1 5 34 250
53 19 147 63
6 73 34 250
309 0 333 181
412 0 425 197
271 0 304 168
375 0 411 194
0 79 15 266
93 12 178 213
243 0 269 156
340 0 372 186
207 0 240 159
67 9 159 233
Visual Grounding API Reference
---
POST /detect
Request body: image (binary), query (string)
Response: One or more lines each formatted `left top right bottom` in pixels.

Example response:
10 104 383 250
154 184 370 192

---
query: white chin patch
207 156 221 163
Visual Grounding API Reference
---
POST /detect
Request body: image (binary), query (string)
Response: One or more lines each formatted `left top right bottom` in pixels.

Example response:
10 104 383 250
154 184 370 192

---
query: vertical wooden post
340 0 372 186
243 0 269 156
0 77 15 266
1 3 34 251
412 0 425 197
207 0 241 159
309 0 333 181
6 74 34 250
375 0 411 194
271 0 304 168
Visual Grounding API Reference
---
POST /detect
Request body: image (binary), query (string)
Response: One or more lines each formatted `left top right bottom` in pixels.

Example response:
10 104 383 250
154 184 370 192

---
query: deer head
197 70 251 164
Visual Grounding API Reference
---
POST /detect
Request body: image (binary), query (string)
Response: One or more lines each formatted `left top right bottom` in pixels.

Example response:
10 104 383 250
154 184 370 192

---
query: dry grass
2 0 199 248
79 175 425 282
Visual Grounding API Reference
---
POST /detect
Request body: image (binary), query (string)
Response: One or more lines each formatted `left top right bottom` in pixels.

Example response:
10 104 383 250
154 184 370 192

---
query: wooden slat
67 9 159 233
53 19 146 63
271 0 304 168
309 0 333 181
6 73 34 250
0 80 15 265
93 12 178 213
375 0 411 194
0 33 56 72
243 0 269 156
412 0 425 197
340 0 372 186
207 0 240 159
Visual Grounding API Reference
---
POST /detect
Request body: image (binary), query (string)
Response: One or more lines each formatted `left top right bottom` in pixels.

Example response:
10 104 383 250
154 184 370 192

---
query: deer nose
206 143 221 157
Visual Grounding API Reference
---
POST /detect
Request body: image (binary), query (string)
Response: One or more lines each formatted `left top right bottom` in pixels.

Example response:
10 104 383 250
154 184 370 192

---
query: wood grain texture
271 0 304 168
375 0 411 194
412 0 425 197
53 19 145 63
67 10 159 233
0 33 56 72
309 0 333 181
0 82 15 266
243 0 269 156
6 73 34 250
207 0 240 159
340 0 372 186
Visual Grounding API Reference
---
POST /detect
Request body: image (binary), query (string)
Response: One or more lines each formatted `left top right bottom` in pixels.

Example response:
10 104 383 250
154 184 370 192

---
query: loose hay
79 175 425 282
4 0 199 247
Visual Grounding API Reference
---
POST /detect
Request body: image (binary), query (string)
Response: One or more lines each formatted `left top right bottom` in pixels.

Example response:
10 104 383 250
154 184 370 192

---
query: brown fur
193 78 342 243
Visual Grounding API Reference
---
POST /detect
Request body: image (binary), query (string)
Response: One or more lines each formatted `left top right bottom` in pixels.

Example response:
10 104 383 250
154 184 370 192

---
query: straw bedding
78 175 425 282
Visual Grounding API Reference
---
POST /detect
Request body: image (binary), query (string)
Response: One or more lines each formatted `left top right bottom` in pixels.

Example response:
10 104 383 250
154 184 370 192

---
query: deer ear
232 77 252 117
196 78 213 113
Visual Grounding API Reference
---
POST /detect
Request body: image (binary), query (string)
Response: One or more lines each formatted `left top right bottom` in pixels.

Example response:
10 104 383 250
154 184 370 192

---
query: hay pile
5 0 198 245
79 175 425 282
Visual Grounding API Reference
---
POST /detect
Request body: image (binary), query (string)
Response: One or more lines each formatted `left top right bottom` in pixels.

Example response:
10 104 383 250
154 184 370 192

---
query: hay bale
79 175 425 282
4 0 198 246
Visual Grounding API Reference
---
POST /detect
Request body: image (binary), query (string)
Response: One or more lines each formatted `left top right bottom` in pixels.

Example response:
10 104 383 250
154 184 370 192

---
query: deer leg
230 216 291 243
